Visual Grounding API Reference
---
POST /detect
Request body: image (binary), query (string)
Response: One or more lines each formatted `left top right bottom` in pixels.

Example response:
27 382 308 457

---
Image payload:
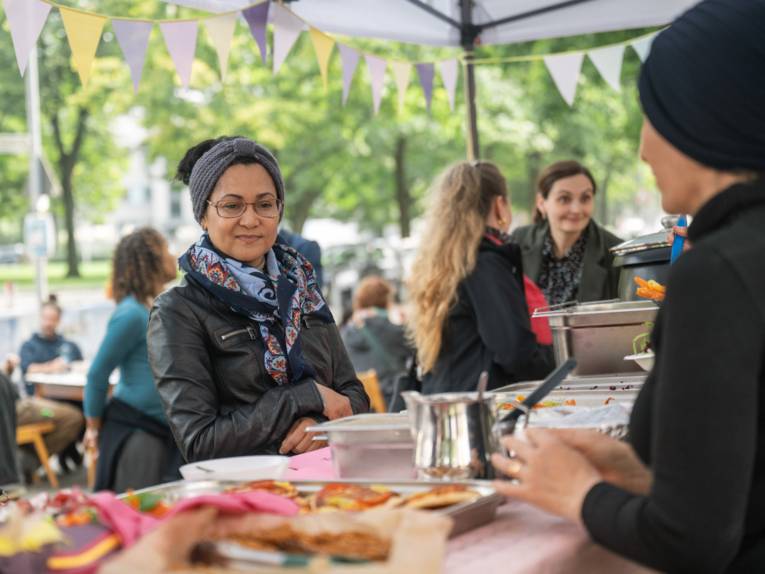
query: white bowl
180 455 289 481
624 352 654 372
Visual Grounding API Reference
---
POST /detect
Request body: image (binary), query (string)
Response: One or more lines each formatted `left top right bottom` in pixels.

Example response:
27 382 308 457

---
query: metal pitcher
402 390 501 480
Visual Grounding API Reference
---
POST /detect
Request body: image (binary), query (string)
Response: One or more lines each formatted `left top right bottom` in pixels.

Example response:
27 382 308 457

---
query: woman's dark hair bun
47 294 58 304
175 136 237 185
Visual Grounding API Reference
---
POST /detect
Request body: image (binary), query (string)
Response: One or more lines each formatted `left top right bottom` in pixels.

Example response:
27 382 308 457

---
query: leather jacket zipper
221 326 257 342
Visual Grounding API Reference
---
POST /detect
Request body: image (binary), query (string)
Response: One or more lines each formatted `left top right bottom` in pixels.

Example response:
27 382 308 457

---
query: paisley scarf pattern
179 234 332 385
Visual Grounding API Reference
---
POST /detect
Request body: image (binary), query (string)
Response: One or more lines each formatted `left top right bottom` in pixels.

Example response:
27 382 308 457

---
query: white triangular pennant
3 0 52 76
631 34 656 63
204 13 237 81
438 59 458 111
364 54 387 115
544 52 584 107
271 3 304 74
160 21 198 88
391 61 411 112
337 44 359 105
588 45 625 93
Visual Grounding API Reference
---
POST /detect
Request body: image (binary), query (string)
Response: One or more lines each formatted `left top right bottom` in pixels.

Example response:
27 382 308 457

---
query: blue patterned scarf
179 233 333 385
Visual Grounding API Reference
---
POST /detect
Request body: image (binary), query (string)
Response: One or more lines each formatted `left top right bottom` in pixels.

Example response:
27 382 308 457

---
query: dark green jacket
511 220 622 303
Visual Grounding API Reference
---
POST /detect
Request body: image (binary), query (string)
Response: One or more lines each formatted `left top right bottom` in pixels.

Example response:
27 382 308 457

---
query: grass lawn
0 260 110 291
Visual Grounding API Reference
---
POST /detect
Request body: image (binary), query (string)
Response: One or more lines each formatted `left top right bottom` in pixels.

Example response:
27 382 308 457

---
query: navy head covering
639 0 765 172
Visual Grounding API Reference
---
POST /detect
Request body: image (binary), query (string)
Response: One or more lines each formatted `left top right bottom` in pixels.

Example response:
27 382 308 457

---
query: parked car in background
0 244 26 264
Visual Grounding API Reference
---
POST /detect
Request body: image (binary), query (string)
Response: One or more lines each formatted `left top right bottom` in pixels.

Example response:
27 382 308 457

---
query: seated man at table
7 355 84 483
19 295 83 396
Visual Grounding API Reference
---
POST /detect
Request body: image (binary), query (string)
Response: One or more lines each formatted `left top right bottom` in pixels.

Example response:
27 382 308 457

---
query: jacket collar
688 179 765 243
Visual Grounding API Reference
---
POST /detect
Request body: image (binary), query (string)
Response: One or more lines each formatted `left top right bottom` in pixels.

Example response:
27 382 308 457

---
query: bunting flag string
0 0 659 111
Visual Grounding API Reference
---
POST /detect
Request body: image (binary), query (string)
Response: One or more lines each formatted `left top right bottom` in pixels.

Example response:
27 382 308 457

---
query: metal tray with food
120 479 503 537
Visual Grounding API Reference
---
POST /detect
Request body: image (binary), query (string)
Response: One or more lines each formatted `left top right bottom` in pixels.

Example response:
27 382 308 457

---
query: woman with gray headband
147 136 369 462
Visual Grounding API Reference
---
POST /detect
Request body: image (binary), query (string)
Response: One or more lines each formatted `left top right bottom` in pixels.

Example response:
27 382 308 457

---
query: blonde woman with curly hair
407 161 553 394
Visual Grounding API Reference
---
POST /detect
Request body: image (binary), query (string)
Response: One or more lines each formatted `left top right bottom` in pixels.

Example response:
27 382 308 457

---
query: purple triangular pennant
416 63 435 112
337 44 359 105
3 0 52 76
112 20 153 93
242 1 269 63
160 21 198 88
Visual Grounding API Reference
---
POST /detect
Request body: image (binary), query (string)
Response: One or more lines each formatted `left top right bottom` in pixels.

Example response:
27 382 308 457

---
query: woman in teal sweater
85 228 178 491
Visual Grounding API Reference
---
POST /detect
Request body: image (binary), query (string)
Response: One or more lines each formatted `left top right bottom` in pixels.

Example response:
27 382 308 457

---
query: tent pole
460 1 480 160
462 47 480 161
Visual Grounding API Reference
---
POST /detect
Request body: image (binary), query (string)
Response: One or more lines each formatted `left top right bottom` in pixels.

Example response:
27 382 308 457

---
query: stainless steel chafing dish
533 300 658 376
307 414 415 480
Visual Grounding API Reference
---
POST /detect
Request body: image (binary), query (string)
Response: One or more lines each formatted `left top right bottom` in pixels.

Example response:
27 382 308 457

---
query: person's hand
550 429 652 495
279 417 326 455
666 225 691 252
491 429 602 525
100 507 218 574
84 419 100 459
315 383 353 420
4 354 19 377
48 357 69 373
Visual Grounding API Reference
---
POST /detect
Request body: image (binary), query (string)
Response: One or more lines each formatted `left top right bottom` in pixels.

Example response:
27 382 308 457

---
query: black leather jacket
147 277 369 462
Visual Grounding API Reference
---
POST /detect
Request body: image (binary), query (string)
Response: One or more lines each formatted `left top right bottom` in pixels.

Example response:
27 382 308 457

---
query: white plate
624 352 654 372
180 455 289 481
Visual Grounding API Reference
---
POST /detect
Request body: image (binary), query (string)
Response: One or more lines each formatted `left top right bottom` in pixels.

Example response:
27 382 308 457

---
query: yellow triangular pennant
391 61 412 113
60 8 107 87
205 13 237 82
309 28 335 90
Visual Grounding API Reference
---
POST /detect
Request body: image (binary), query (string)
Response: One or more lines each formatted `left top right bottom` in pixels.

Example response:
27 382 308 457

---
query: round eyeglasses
207 197 282 219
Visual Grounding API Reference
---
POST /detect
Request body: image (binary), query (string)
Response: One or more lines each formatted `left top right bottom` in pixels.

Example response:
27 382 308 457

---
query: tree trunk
61 169 78 277
394 135 411 238
525 151 543 220
288 188 322 234
598 159 616 226
50 107 88 278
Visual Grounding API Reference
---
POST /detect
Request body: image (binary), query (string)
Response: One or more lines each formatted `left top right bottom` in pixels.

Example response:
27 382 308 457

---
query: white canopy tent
165 0 699 156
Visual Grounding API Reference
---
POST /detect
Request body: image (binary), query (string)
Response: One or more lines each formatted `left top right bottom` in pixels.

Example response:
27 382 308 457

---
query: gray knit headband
188 137 285 223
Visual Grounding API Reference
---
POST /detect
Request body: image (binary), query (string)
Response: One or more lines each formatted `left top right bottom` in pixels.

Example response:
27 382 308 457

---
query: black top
537 226 588 305
421 237 554 393
512 220 622 303
582 180 765 573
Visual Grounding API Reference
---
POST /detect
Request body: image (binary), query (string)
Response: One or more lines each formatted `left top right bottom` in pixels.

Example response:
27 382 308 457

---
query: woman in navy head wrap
492 1 765 572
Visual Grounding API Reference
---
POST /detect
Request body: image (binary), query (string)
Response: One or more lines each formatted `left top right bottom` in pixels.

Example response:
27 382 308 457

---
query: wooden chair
16 422 59 489
356 370 386 413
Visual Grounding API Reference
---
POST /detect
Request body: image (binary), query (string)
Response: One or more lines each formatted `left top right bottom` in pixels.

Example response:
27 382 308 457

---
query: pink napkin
285 447 337 481
88 490 299 548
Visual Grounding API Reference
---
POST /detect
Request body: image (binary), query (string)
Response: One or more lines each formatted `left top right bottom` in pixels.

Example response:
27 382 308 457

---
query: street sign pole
25 46 48 307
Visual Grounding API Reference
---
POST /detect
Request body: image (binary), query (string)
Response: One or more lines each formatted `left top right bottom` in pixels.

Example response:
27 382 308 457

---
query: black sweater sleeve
463 251 551 380
581 246 761 574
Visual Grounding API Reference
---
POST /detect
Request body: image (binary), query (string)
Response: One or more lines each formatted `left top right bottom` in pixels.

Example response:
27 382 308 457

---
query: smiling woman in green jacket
511 160 622 306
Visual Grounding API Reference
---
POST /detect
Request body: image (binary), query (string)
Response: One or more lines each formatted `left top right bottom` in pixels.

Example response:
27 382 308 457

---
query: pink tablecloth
285 448 655 574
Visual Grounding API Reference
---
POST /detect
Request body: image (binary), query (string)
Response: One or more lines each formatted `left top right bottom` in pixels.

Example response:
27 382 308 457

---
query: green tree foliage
0 0 656 257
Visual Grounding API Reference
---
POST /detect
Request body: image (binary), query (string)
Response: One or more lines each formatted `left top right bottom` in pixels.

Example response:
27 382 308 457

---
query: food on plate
312 483 399 512
398 484 481 510
229 522 391 561
634 276 666 302
499 396 577 410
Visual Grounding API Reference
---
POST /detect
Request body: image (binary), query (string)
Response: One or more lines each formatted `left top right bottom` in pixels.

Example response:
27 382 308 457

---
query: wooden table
26 368 117 402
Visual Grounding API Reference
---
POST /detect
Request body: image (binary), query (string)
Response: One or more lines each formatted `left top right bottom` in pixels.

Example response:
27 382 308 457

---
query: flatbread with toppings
399 485 481 509
312 483 400 512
